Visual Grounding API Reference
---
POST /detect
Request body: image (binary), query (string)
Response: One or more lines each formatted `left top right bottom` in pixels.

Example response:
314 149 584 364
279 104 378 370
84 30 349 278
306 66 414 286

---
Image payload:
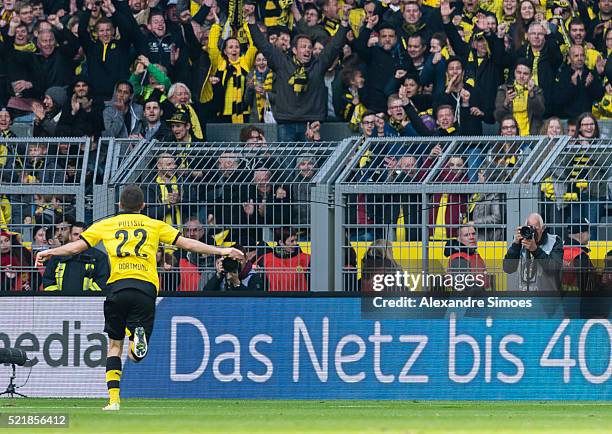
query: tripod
0 364 27 398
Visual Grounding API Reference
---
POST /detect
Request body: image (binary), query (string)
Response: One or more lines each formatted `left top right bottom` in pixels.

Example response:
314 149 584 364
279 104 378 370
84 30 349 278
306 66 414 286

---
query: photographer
503 213 564 291
203 245 263 291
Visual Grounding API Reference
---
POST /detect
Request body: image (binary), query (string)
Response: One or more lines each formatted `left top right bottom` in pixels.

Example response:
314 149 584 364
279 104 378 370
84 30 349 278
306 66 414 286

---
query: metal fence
2 135 611 293
99 138 357 292
0 137 91 291
533 137 612 243
334 136 610 292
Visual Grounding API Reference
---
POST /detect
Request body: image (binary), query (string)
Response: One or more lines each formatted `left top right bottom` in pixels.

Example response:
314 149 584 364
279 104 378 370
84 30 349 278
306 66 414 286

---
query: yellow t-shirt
80 213 180 295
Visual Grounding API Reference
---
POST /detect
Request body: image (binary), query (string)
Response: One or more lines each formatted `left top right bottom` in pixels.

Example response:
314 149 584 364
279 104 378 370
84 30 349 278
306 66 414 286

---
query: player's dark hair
120 184 145 213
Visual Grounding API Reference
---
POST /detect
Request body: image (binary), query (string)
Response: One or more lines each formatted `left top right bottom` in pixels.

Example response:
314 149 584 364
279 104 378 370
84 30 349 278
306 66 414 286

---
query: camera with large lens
519 225 535 240
222 257 241 274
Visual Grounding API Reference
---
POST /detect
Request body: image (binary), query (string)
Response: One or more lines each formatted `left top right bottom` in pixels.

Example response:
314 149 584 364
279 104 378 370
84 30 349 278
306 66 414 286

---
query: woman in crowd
539 116 564 136
166 82 204 139
30 225 49 254
246 51 273 123
32 87 67 137
498 0 517 27
510 0 536 51
574 112 601 140
208 11 256 123
570 112 604 239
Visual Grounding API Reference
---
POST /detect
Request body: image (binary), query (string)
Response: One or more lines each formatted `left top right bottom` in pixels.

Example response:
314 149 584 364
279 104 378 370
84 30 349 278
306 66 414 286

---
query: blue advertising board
122 297 612 400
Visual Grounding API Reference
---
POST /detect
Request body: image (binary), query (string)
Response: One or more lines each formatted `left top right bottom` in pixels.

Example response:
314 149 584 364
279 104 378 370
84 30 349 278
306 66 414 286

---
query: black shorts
104 289 155 341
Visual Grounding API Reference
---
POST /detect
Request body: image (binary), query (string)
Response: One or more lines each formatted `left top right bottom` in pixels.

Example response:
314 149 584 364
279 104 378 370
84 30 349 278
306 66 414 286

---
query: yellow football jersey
80 213 179 295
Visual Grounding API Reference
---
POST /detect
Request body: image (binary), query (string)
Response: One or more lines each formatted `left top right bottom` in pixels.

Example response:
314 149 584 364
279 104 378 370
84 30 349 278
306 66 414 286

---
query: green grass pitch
1 399 611 433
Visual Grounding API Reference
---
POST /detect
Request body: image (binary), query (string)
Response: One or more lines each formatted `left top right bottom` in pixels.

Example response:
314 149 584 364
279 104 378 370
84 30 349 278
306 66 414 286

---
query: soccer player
35 185 244 411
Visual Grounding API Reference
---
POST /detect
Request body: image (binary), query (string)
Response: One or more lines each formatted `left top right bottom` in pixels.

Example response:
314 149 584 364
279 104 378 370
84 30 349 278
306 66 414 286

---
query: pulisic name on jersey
117 220 145 228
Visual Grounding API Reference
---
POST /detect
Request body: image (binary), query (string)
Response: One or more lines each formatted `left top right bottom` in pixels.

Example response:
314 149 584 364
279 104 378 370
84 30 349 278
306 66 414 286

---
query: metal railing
533 137 612 242
99 139 357 292
0 137 92 291
333 136 608 292
2 135 611 293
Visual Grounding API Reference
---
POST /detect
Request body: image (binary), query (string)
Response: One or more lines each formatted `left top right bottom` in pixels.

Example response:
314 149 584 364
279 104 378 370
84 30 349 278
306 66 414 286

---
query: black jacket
563 238 598 293
354 25 414 113
552 65 605 119
142 31 184 72
6 33 79 99
405 102 481 136
203 267 264 291
248 23 348 122
77 6 137 99
503 229 564 291
443 22 505 123
56 97 105 138
42 248 110 294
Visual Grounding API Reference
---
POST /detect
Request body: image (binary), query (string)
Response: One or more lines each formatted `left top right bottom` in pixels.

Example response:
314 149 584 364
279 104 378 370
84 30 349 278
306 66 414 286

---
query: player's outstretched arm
35 240 90 267
174 236 244 260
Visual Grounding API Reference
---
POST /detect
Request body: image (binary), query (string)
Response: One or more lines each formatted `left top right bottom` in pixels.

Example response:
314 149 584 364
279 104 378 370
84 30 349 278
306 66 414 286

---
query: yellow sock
106 356 122 404
108 388 120 404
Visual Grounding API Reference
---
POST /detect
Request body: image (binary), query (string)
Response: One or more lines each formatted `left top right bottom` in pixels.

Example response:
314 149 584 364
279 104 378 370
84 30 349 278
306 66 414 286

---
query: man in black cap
56 76 104 137
167 109 193 144
562 217 598 293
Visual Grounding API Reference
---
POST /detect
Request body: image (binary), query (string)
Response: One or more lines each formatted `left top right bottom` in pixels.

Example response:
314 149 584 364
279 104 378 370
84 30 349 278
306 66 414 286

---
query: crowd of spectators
0 0 611 138
1 0 612 292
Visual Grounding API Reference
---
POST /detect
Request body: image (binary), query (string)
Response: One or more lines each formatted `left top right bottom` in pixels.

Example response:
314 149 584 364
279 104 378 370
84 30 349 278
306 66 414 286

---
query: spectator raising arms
248 9 348 141
76 0 140 101
208 8 257 123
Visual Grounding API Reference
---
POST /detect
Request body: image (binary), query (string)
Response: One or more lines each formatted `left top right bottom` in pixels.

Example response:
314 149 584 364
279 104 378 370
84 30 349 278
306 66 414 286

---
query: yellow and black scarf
14 42 36 52
401 21 426 38
389 117 406 133
263 0 293 28
512 82 529 135
217 61 250 122
156 175 181 227
289 57 308 94
322 16 340 36
222 0 245 39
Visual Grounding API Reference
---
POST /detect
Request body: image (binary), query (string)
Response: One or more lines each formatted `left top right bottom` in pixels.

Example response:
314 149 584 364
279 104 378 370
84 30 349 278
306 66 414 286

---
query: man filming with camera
503 213 564 291
203 244 263 291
